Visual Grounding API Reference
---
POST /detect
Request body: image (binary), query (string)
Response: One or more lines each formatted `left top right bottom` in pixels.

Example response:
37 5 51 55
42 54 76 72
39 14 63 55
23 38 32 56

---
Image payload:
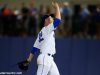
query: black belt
40 53 54 57
48 53 54 57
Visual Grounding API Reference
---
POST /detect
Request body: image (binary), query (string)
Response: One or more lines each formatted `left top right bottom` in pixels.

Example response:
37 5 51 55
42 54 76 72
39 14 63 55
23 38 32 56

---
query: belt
40 53 54 57
47 53 54 57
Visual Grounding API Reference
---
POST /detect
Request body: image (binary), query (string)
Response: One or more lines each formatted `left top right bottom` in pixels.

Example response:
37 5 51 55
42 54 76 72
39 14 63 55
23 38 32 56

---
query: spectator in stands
8 6 18 36
87 5 97 38
19 2 29 37
80 6 90 38
95 5 100 39
1 4 12 36
12 4 21 36
28 1 38 37
72 4 83 37
61 2 72 37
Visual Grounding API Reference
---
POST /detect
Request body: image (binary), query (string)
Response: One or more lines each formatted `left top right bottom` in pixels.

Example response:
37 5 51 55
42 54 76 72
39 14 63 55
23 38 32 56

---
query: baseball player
18 1 61 75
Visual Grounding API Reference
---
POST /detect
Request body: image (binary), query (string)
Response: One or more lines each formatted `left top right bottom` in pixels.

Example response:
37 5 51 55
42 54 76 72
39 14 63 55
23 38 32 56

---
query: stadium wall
0 37 100 75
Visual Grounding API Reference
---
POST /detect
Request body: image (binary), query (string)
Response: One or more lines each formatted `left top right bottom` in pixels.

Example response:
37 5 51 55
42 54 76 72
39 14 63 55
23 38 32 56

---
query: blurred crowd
0 2 100 39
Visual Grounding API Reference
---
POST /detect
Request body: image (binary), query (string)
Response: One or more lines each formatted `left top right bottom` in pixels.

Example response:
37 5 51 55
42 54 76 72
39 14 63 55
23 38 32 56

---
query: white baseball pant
36 54 60 75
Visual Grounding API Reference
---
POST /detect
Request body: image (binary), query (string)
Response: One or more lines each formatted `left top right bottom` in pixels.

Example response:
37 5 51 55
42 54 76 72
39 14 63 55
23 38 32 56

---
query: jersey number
39 31 44 42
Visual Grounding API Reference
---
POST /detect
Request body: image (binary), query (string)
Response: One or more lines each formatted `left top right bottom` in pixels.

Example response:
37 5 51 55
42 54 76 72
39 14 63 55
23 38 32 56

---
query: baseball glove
17 60 29 71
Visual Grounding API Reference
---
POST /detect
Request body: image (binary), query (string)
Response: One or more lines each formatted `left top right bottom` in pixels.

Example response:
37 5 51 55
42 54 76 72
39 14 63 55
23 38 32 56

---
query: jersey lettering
39 31 44 42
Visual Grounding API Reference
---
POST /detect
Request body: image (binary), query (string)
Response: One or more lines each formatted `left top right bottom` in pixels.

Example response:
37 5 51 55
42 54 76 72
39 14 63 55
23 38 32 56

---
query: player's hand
17 60 30 71
52 0 59 9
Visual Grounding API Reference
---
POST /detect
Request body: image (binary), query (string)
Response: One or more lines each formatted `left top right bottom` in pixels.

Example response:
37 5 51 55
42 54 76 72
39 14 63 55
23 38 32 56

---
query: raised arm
52 1 61 20
52 1 61 28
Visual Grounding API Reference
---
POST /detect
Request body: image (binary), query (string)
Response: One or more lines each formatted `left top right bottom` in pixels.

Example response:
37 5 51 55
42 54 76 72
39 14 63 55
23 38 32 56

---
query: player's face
45 16 54 24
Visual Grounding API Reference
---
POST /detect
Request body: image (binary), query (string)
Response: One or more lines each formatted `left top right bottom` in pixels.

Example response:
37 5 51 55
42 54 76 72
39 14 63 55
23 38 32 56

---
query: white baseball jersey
33 22 56 55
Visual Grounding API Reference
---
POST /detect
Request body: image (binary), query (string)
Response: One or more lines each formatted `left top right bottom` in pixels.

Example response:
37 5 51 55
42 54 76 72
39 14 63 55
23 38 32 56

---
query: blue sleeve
31 47 39 55
53 18 61 28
